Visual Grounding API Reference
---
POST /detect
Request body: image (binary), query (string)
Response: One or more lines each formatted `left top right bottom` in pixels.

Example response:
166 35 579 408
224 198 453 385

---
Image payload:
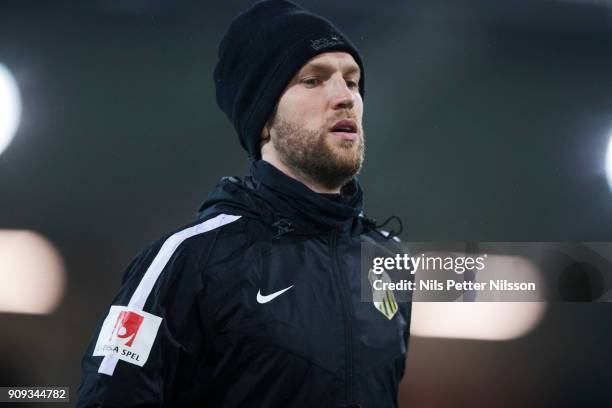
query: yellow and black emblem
368 268 398 320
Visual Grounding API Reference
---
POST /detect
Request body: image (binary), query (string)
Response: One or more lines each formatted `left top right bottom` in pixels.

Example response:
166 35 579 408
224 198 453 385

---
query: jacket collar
250 160 363 232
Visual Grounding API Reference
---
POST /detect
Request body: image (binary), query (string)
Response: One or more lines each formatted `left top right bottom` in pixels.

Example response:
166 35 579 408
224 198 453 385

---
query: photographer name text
372 279 536 292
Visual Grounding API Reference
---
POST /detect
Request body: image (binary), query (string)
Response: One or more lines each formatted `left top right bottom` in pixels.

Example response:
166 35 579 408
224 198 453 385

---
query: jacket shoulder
120 213 247 289
77 213 247 407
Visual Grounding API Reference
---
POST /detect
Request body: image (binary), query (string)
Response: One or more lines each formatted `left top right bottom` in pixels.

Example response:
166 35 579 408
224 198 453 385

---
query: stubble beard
270 117 365 191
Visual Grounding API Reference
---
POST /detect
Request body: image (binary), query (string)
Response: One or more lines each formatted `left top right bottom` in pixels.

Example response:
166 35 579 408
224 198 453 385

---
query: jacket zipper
330 229 354 405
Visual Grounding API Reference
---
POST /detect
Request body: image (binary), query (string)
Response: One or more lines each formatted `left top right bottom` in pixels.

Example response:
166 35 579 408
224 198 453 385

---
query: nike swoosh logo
256 285 294 304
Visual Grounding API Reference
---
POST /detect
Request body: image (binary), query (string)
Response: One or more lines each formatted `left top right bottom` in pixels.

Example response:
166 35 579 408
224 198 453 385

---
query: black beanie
214 0 365 160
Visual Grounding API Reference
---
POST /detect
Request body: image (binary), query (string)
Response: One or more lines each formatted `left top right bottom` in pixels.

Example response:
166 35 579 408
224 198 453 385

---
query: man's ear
259 122 273 157
262 104 278 142
261 122 271 142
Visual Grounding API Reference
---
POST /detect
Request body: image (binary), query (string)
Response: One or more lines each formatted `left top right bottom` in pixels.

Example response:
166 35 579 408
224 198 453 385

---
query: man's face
265 51 364 191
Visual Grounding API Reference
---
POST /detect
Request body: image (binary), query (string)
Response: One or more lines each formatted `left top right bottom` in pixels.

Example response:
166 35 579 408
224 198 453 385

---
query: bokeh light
0 63 22 156
0 230 66 314
411 255 546 340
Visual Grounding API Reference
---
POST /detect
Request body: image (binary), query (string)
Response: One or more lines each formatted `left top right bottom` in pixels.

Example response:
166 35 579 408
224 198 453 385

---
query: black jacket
77 160 411 408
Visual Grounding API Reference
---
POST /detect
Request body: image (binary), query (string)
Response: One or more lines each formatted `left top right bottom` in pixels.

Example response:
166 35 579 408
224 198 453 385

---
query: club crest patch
93 305 162 367
368 269 399 320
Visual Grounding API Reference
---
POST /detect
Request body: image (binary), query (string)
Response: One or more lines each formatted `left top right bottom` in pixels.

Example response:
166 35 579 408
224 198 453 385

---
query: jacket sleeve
76 234 214 408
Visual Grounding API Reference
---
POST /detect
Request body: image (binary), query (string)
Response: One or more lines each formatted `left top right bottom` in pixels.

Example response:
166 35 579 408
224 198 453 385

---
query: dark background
0 0 611 406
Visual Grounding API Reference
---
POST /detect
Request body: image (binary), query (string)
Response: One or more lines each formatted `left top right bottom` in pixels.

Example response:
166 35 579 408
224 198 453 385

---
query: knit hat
214 0 365 160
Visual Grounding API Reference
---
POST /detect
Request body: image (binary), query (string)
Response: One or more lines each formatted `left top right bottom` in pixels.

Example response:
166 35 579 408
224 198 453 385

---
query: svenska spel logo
110 310 144 347
94 305 162 367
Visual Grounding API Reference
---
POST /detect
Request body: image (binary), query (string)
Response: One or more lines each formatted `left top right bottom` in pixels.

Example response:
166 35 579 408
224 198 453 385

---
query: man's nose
329 76 355 110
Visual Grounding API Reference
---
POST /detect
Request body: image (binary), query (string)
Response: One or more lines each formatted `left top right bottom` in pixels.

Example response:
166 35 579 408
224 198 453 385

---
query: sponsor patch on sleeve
93 305 162 367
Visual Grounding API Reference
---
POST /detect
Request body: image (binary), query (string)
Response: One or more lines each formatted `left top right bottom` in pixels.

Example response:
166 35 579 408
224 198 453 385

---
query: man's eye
346 80 359 89
301 77 320 87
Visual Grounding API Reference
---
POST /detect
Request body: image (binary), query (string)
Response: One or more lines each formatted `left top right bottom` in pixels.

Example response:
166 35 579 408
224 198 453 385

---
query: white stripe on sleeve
98 213 241 376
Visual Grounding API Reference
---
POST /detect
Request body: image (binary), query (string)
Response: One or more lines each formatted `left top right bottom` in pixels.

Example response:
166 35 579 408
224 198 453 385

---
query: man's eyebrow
299 62 361 76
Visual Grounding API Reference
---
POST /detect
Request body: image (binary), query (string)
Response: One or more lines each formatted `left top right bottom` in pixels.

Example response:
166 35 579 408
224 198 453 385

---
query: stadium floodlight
606 134 612 191
0 63 22 156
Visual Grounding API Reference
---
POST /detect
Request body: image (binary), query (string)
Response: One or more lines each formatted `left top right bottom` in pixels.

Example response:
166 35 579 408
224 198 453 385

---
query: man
77 1 411 407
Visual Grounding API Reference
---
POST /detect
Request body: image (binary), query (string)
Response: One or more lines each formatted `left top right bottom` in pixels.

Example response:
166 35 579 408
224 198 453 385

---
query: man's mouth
330 119 358 141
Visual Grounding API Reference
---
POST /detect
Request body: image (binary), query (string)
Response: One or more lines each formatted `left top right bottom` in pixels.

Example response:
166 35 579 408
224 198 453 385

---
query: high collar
250 160 363 232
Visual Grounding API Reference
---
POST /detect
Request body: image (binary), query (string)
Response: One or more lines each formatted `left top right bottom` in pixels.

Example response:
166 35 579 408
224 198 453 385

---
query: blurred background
0 0 611 406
